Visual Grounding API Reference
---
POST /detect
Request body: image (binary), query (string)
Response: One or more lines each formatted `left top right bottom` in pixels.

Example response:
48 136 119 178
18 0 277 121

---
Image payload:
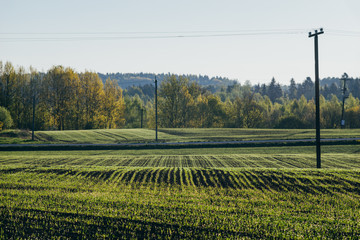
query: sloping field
34 128 360 143
35 129 169 144
160 128 360 142
1 128 360 144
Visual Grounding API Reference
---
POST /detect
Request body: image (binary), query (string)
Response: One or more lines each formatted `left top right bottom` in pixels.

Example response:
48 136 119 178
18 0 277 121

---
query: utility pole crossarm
308 28 324 38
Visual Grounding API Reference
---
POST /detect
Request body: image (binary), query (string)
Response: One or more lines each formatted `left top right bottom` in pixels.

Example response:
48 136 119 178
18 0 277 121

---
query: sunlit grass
1 144 360 169
1 128 360 144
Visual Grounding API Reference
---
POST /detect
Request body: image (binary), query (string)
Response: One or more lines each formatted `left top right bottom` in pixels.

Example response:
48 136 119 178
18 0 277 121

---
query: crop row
1 166 360 239
1 153 360 169
1 167 360 194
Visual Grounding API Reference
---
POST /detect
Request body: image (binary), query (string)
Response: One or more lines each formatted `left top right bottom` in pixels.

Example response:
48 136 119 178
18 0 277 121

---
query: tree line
0 63 124 130
1 61 359 130
150 75 360 129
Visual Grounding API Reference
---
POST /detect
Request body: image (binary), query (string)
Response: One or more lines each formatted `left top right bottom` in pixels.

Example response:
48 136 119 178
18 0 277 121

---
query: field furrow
1 142 360 239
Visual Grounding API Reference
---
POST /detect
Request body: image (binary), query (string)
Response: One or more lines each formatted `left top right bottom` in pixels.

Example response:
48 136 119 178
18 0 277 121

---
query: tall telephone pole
31 73 38 141
309 28 324 169
155 76 158 142
340 73 349 129
32 93 35 141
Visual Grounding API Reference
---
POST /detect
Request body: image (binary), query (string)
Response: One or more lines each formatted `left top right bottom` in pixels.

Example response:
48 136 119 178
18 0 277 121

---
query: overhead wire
0 28 308 35
0 29 309 42
1 28 359 42
326 29 360 37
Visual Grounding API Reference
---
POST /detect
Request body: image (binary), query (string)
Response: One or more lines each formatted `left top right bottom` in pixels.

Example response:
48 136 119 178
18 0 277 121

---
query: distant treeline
253 77 360 102
98 72 236 90
148 76 360 129
122 75 360 106
1 61 360 130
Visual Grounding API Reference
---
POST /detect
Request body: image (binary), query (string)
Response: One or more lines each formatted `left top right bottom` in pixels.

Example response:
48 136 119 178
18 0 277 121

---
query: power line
0 28 308 35
327 29 360 37
327 29 360 34
0 29 308 42
1 28 359 42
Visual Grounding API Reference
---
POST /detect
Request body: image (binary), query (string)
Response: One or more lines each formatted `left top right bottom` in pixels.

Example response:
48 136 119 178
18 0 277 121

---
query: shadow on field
0 168 28 174
14 167 360 195
0 207 253 239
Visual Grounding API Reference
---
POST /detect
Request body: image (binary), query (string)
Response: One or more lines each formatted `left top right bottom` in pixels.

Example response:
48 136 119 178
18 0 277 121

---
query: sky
1 0 359 85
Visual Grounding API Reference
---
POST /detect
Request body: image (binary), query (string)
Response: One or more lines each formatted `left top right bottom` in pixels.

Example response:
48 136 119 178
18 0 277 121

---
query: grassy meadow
1 143 360 238
1 128 360 144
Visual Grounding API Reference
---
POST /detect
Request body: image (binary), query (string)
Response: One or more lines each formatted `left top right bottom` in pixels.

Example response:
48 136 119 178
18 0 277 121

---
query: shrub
0 106 13 130
275 115 307 129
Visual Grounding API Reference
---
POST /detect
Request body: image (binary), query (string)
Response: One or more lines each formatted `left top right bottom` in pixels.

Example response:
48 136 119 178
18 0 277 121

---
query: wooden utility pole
155 76 158 142
309 28 324 169
340 73 349 129
31 74 37 141
140 108 143 128
32 93 35 141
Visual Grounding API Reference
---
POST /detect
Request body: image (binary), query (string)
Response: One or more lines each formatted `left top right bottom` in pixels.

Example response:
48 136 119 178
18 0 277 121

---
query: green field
1 144 360 238
2 144 360 168
1 128 360 144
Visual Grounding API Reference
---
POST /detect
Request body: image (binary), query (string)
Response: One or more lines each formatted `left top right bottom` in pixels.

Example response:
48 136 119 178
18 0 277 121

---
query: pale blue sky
1 0 359 84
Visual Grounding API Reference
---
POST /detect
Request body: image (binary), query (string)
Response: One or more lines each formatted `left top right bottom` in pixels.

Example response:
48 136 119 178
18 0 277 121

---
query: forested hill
97 72 353 90
97 72 236 89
